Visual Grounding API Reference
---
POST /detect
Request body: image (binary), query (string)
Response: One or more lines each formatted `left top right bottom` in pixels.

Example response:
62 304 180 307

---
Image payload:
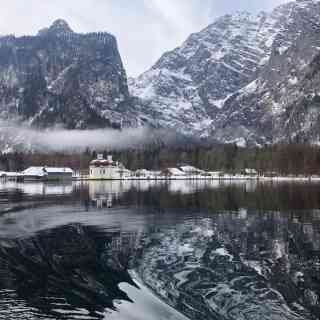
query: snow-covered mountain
0 19 139 129
130 0 320 146
2 1 320 148
213 0 320 146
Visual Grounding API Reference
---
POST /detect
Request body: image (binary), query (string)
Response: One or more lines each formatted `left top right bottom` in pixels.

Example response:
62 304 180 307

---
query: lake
0 180 319 320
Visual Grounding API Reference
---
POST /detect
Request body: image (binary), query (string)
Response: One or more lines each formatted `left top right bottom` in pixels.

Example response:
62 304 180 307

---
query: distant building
179 165 205 175
243 168 258 176
89 154 130 180
208 171 224 177
23 167 74 181
161 168 186 177
134 169 153 179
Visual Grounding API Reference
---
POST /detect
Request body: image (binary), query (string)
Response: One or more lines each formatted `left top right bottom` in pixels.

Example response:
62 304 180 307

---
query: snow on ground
288 77 298 85
209 94 232 109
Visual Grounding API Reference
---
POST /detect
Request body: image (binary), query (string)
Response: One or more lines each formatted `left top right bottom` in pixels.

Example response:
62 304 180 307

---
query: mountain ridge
130 0 320 146
2 2 320 149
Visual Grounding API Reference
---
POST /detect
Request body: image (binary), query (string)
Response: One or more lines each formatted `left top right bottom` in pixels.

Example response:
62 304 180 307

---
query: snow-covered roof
166 168 186 176
90 159 113 166
135 169 151 174
244 168 258 174
208 171 223 176
23 167 48 177
23 167 73 176
180 165 204 173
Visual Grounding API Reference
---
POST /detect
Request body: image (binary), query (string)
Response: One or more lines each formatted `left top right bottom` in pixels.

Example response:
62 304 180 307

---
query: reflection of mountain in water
137 213 320 320
0 224 138 319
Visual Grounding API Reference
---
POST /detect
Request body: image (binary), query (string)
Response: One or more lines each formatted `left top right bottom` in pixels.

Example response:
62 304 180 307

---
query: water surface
0 180 319 320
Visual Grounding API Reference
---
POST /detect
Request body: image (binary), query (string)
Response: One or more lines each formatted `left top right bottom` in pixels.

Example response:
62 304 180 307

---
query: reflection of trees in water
2 181 320 212
0 224 141 319
114 182 320 211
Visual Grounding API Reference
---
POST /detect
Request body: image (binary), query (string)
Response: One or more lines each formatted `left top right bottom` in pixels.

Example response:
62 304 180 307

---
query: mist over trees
1 143 320 176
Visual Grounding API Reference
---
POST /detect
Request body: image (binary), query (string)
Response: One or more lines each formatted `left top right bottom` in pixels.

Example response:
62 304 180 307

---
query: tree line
1 143 320 176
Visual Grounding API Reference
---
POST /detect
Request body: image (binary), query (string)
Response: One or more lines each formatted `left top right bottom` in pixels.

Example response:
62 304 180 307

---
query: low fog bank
0 121 195 153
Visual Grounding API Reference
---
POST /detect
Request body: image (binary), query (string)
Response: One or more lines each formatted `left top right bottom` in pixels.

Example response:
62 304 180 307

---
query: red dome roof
90 159 113 166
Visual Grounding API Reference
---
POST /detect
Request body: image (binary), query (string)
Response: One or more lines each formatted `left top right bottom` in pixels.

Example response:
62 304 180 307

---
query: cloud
0 0 290 76
0 121 186 153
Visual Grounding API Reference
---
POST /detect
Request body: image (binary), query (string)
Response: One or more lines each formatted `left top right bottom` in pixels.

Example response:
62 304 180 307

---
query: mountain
213 0 320 146
2 1 320 148
0 19 138 129
130 0 320 146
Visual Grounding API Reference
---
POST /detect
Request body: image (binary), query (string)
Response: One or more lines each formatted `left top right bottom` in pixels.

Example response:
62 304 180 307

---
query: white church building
89 154 131 180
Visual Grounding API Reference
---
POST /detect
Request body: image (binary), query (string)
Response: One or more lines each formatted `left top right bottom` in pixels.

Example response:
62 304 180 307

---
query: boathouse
23 167 74 181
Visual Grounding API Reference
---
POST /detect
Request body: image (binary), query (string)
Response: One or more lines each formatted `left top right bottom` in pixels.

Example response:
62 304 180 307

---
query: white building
89 154 130 180
134 169 155 179
161 168 186 179
179 165 204 175
244 168 258 176
22 167 74 181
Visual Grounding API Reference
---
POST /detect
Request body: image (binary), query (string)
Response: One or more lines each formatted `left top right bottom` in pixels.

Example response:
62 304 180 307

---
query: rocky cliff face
130 0 320 146
0 19 137 129
129 4 291 138
213 0 320 146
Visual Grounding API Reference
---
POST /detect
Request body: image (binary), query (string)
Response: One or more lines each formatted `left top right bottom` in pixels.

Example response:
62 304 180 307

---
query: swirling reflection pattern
0 181 320 319
137 213 320 320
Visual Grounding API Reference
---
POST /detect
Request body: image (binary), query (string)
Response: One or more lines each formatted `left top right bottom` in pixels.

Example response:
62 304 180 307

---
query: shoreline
74 175 320 182
2 174 320 183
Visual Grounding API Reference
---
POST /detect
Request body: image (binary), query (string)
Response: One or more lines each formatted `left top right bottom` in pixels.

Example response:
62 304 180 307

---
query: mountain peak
49 19 73 33
0 18 132 131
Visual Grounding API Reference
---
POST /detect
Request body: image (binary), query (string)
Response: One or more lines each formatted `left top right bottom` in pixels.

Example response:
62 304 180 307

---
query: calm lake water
0 180 320 320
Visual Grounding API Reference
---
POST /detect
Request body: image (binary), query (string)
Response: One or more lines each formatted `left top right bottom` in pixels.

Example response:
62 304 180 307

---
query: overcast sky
0 0 290 76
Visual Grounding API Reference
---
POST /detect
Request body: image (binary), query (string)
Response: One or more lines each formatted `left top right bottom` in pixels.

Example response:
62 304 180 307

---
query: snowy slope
212 0 320 145
130 4 293 138
130 0 320 145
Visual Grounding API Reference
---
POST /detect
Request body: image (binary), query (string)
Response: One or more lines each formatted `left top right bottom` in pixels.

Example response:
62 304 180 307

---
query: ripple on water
136 218 313 320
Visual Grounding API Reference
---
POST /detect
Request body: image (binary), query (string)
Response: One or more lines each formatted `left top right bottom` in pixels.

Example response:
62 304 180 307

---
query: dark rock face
130 0 320 145
0 20 136 129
